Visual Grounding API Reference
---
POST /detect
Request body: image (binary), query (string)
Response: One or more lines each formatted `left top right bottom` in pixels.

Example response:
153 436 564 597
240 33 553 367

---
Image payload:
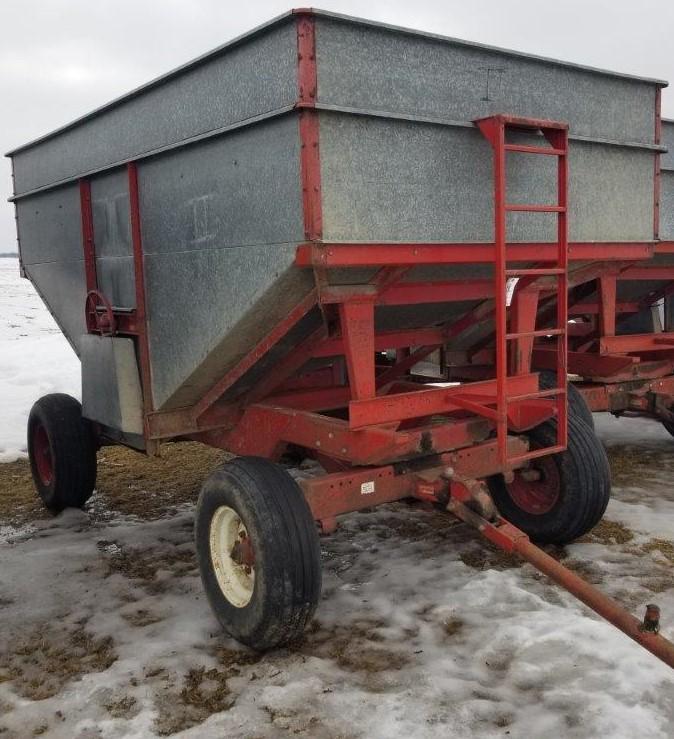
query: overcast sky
2 0 674 252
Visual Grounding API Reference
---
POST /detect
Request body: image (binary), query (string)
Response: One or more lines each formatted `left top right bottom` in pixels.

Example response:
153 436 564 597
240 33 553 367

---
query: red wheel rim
505 455 560 515
33 424 54 486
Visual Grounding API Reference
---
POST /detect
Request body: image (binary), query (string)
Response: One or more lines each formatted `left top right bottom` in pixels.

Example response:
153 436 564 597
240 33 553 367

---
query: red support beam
570 302 639 315
245 325 327 404
79 179 98 293
127 162 155 421
296 241 654 268
378 280 494 305
533 348 638 379
621 266 674 280
296 13 322 241
312 327 444 358
598 275 617 337
210 402 493 466
339 300 376 400
348 373 539 429
192 289 318 418
299 436 528 521
599 332 674 354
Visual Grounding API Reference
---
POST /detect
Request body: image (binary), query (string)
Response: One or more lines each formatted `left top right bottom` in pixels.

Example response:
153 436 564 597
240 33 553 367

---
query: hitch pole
448 499 674 670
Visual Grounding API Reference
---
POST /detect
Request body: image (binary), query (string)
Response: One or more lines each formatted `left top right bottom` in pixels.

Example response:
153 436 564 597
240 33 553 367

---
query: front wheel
195 457 322 650
487 415 610 544
27 393 97 512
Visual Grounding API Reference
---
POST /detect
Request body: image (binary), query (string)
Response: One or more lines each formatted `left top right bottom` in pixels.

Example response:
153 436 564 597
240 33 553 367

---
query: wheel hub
209 506 256 608
506 456 560 515
33 424 53 486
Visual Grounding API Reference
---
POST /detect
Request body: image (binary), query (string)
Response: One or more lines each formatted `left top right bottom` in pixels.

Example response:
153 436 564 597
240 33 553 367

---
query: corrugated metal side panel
11 20 298 196
139 115 310 410
16 184 87 353
314 17 658 146
319 113 654 244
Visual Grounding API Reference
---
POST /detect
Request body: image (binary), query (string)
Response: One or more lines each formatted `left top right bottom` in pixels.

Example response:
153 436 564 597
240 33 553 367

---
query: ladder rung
504 144 565 156
505 268 565 277
505 204 566 213
508 445 566 466
506 328 565 340
507 388 566 402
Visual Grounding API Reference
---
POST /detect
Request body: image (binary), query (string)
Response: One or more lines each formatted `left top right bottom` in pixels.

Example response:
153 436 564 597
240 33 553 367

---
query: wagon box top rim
4 6 668 159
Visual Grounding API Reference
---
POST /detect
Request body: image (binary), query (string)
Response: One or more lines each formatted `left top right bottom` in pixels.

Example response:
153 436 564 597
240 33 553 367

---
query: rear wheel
538 370 594 429
27 394 98 512
195 457 322 650
488 415 610 544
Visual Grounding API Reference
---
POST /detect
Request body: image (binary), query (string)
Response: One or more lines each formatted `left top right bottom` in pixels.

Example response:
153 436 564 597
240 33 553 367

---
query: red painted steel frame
127 162 154 419
296 12 322 241
79 180 98 293
296 241 654 267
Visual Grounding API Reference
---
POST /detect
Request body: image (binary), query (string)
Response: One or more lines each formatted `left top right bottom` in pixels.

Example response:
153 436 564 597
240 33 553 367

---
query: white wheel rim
209 505 255 608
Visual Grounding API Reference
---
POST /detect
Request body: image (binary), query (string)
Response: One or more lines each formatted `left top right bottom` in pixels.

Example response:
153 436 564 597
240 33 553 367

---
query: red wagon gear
8 10 674 667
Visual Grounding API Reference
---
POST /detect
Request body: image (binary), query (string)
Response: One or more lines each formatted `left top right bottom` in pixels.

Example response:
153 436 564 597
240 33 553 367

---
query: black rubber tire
195 457 322 651
487 415 610 544
538 370 594 430
27 393 97 512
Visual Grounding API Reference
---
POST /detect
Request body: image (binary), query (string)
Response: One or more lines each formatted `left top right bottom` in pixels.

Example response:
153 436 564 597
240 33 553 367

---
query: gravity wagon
8 10 674 666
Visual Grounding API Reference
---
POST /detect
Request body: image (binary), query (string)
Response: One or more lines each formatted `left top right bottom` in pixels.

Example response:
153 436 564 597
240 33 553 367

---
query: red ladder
476 114 569 467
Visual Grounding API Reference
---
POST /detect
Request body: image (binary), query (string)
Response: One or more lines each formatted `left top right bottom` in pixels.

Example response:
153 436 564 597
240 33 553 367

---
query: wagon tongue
447 480 674 670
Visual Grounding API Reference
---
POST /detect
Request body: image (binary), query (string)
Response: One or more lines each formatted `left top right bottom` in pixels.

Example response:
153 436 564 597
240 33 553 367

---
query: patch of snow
0 258 80 461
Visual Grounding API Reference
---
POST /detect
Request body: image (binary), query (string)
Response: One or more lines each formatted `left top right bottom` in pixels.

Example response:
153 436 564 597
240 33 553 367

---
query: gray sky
2 0 674 252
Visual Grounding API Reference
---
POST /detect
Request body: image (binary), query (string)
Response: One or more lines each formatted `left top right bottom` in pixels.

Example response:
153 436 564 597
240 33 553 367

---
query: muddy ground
0 419 673 737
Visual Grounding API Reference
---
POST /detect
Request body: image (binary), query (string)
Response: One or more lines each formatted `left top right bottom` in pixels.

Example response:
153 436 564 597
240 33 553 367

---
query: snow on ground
0 258 80 461
0 259 673 738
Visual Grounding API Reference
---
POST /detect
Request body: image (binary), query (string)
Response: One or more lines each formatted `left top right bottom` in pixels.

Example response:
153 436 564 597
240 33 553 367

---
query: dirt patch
0 622 116 700
153 666 236 736
0 458 41 526
441 617 465 637
459 543 522 571
579 519 635 546
102 540 196 593
299 618 408 676
0 442 226 529
94 442 227 520
605 444 646 484
102 692 139 719
640 538 674 564
121 608 164 628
